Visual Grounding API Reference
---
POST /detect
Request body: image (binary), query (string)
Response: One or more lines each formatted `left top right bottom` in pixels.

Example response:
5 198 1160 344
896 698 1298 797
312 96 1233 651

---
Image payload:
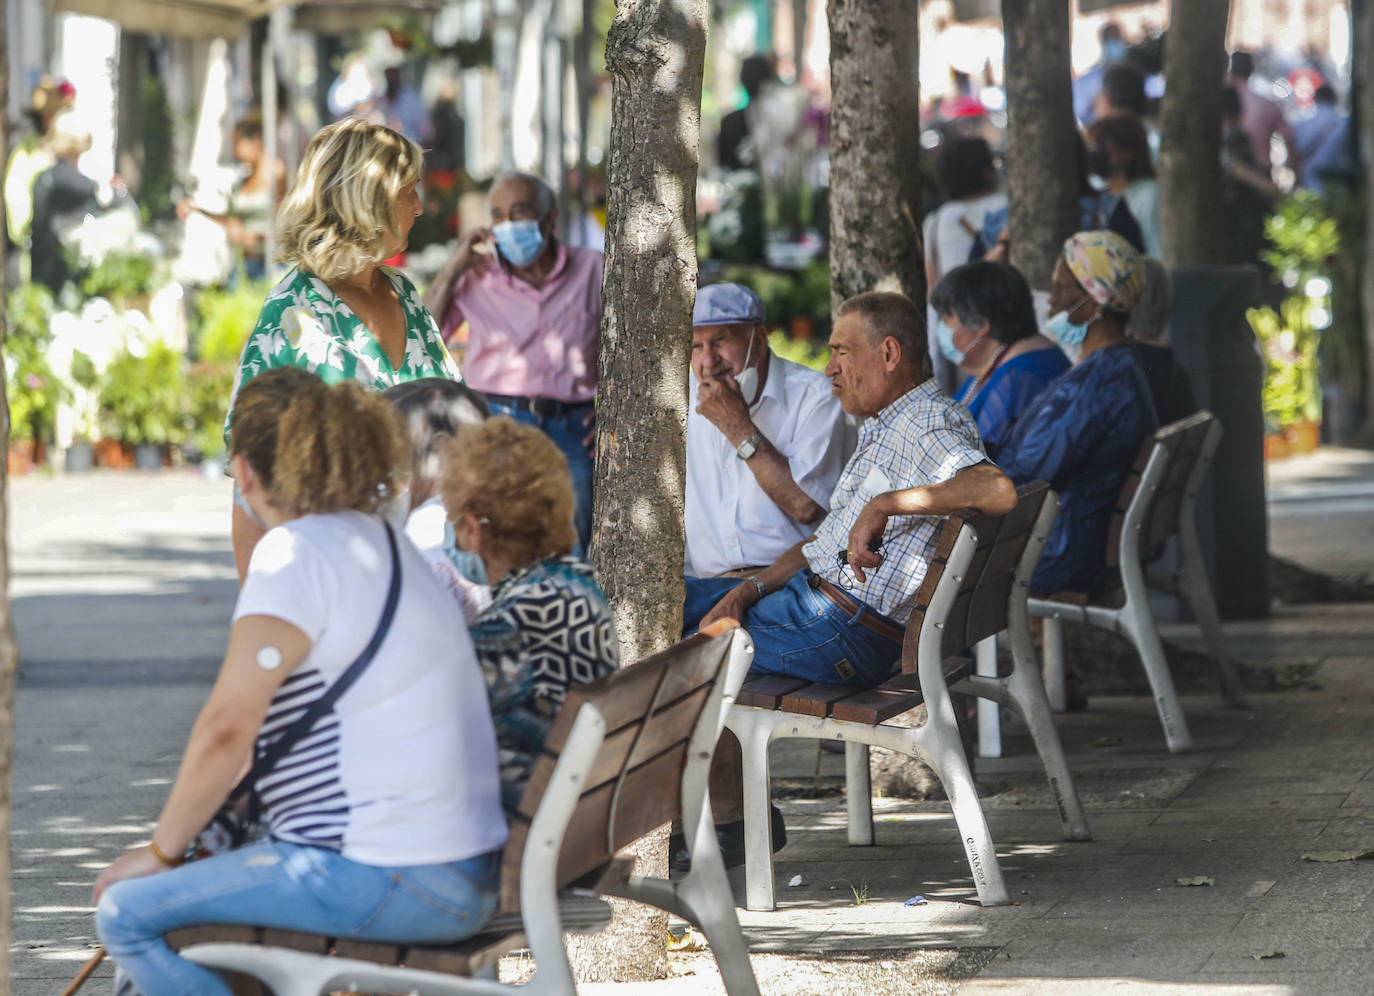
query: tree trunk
0 7 17 992
827 0 923 312
1159 0 1229 267
1358 0 1374 443
1001 0 1080 290
573 0 707 983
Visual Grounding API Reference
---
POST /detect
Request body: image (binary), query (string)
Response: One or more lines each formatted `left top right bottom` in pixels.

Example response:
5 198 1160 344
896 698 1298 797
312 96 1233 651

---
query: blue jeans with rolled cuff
683 570 903 687
96 839 500 996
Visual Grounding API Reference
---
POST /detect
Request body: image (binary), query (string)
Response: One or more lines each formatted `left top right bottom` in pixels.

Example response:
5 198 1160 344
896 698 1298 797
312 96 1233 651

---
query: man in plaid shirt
684 291 1016 688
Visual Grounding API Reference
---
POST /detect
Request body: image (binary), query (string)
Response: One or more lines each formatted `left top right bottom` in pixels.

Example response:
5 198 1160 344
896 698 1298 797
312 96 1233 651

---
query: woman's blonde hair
275 117 423 282
439 416 576 570
47 110 92 161
230 367 409 517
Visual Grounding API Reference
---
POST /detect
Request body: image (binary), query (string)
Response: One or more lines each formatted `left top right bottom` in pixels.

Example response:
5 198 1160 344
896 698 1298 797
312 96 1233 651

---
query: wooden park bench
724 482 1091 912
166 626 761 996
1029 411 1247 754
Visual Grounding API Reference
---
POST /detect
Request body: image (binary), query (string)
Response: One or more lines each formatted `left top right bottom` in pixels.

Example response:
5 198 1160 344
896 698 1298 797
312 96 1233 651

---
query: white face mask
732 331 761 404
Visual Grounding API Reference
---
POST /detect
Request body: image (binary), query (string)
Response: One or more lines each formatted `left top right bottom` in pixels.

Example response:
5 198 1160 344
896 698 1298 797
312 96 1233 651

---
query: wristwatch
745 576 767 600
736 432 763 461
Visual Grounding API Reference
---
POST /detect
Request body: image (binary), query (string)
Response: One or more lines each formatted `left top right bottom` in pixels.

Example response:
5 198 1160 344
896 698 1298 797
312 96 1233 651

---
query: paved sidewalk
7 451 1374 994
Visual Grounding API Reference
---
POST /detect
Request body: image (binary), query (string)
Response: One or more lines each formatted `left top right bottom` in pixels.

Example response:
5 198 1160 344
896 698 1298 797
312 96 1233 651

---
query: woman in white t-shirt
93 368 507 996
923 137 1008 394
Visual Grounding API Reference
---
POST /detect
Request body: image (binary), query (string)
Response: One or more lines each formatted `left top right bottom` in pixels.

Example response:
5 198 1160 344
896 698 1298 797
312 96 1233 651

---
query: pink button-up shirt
441 242 602 402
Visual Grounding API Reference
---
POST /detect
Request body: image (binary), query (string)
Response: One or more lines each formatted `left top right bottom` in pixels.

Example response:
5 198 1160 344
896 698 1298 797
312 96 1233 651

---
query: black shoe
670 804 787 875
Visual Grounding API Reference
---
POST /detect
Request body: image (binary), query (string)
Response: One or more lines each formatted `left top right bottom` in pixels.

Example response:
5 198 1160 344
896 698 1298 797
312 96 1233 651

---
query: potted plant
63 349 100 472
1249 299 1323 460
4 283 62 471
97 341 188 469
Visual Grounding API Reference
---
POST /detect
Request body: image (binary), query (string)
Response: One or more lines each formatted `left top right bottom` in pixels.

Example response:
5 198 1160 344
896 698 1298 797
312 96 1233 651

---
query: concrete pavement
7 451 1374 994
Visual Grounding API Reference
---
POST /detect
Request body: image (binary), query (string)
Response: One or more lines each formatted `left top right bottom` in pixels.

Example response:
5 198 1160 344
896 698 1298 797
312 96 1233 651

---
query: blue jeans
683 571 902 686
96 840 500 996
486 399 594 556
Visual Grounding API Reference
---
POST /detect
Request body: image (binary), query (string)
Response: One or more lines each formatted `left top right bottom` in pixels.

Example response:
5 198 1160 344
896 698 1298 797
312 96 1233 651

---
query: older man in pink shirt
425 172 602 551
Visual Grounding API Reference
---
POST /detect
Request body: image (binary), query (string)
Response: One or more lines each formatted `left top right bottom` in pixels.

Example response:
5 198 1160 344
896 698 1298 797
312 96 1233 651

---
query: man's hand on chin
696 372 753 444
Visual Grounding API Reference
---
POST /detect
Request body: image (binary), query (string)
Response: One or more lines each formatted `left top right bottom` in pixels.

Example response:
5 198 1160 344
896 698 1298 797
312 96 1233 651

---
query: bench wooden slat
828 671 925 723
330 937 405 965
167 925 259 949
259 927 330 954
779 682 863 717
517 683 712 819
503 741 688 910
543 634 727 752
737 675 809 709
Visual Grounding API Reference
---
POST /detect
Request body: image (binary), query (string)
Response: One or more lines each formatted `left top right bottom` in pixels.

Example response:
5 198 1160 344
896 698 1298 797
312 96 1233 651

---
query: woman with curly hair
226 117 461 580
440 417 619 813
94 369 505 994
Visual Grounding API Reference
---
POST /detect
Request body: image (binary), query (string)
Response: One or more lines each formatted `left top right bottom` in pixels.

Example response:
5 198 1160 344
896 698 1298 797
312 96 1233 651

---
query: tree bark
1159 0 1229 267
0 7 16 991
573 0 707 983
1001 0 1080 290
827 0 923 312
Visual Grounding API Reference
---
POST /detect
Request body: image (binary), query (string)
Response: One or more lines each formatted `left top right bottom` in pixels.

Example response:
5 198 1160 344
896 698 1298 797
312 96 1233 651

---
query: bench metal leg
725 709 781 912
844 741 874 846
975 636 1002 757
1176 540 1248 708
1118 587 1193 753
1000 632 1092 841
906 710 1011 907
1041 615 1067 712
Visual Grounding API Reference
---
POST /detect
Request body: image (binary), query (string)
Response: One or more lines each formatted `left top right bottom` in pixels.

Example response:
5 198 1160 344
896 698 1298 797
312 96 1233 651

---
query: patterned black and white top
253 666 346 846
469 555 619 813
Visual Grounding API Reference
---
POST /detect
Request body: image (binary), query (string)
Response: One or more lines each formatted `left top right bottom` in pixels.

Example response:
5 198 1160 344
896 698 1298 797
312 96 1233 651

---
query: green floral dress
224 266 462 446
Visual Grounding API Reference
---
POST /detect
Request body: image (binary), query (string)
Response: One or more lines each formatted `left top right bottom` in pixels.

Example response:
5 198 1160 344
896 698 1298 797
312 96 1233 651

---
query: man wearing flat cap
686 282 855 578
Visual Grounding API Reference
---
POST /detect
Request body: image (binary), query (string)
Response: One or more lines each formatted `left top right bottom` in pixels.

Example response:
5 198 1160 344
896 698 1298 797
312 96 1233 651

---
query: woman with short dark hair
1084 114 1161 257
930 261 1069 458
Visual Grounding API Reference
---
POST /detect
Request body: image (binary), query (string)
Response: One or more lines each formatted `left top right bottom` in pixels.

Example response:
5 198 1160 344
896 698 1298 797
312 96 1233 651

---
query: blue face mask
1102 39 1127 65
443 521 488 586
935 319 966 366
1044 297 1095 363
492 219 547 268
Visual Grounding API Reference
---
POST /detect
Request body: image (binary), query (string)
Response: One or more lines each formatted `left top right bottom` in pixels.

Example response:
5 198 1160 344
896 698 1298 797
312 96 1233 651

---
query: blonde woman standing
226 117 461 578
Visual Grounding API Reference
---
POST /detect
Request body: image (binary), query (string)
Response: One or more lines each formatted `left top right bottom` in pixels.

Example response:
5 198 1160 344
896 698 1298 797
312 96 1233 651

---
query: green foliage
98 342 188 446
767 330 830 373
139 74 176 224
4 284 62 442
1261 191 1341 280
79 250 158 304
1248 191 1344 433
1249 299 1322 431
186 280 269 456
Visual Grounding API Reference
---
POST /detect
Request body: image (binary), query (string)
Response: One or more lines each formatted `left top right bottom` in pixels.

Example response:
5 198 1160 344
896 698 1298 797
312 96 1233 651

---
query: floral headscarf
1062 230 1145 313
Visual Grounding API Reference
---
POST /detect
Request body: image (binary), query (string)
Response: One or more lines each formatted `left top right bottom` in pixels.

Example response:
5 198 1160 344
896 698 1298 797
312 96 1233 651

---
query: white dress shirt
686 353 856 576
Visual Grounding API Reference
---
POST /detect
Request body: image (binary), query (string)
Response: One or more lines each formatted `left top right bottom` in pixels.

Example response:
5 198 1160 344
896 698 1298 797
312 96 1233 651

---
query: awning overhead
49 0 447 38
48 0 267 38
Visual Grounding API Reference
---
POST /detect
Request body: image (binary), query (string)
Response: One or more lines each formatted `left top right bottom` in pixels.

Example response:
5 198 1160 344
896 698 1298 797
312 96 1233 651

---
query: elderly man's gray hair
488 172 556 216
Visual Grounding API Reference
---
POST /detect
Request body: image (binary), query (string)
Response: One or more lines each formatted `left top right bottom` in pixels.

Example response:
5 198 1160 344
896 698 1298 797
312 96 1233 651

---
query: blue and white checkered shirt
804 379 987 623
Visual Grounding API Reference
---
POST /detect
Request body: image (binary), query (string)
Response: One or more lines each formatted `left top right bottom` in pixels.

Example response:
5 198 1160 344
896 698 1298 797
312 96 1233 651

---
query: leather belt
483 393 594 418
808 574 905 643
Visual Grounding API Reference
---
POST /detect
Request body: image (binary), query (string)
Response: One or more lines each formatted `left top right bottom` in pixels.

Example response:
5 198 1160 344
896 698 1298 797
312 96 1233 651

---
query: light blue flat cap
693 282 766 326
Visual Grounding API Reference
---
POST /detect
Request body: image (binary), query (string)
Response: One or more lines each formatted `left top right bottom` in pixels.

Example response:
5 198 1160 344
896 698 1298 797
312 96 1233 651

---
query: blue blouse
954 347 1070 459
998 345 1159 595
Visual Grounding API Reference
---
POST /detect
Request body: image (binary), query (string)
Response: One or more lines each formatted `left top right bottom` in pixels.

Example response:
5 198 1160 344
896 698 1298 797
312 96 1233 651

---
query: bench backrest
1106 411 1220 566
500 627 751 913
903 482 1056 665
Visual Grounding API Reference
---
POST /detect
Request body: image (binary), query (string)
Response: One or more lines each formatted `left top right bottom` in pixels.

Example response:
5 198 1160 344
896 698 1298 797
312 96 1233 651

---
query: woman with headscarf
996 230 1158 597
